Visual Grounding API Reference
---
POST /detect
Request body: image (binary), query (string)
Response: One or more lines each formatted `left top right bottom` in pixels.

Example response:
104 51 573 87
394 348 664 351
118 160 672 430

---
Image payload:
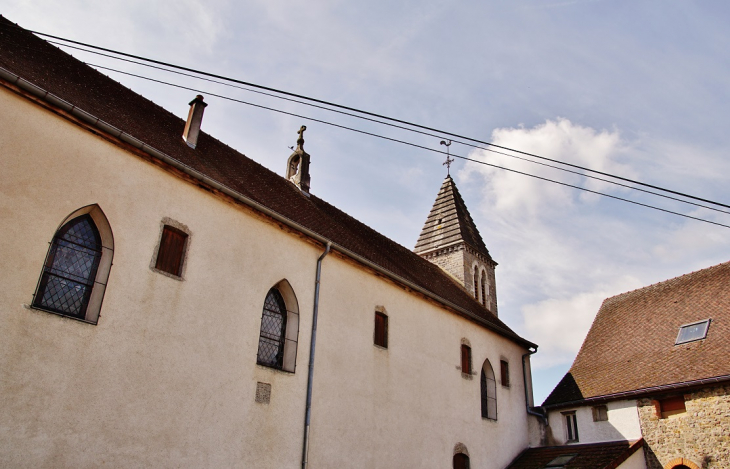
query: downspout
302 242 331 469
522 348 547 424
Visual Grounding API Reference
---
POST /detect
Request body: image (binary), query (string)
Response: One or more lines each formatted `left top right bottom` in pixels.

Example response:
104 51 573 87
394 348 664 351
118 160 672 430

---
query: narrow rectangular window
563 411 579 442
461 344 471 374
500 360 510 387
374 311 388 348
155 225 187 276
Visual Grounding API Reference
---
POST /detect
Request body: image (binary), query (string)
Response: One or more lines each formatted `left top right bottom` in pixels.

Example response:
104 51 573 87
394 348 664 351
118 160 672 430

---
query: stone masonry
637 384 730 469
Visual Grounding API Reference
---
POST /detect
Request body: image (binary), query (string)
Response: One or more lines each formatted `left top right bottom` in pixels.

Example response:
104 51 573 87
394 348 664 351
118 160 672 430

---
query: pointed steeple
414 176 498 314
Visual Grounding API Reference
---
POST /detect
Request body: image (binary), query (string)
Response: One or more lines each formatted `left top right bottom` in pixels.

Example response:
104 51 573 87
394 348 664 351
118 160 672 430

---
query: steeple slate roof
414 176 492 260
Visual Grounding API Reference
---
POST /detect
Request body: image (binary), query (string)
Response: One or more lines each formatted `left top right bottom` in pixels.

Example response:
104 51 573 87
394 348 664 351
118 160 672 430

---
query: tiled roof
505 440 644 469
414 175 493 262
0 16 533 348
544 261 730 406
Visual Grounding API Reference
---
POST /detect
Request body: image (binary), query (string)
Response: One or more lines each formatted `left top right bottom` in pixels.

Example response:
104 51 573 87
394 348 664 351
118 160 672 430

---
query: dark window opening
155 225 187 276
481 360 497 420
453 453 470 469
461 344 472 374
500 360 510 387
563 412 579 442
374 311 388 348
257 288 288 369
33 214 102 319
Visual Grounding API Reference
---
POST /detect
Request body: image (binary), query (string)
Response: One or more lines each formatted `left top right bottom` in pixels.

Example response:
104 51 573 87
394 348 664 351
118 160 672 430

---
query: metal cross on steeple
440 139 453 175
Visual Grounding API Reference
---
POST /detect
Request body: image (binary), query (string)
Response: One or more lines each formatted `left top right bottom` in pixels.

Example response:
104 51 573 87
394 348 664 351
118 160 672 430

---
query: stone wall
637 384 730 469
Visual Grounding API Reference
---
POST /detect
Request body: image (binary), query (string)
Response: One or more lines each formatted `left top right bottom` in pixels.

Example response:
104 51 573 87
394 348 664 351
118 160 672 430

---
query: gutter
301 243 330 469
543 374 730 410
0 66 535 349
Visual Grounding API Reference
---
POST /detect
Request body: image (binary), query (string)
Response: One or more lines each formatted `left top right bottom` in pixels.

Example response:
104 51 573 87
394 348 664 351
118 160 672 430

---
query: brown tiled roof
414 175 493 262
505 440 644 469
0 17 533 347
544 261 730 406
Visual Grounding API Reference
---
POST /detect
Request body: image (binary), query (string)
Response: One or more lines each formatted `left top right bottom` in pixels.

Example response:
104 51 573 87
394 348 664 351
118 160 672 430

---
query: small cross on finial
297 125 307 150
441 140 453 175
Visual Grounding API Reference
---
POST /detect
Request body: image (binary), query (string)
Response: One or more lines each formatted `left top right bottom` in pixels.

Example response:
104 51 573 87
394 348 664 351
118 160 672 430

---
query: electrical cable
86 63 730 230
35 39 730 217
4 21 728 211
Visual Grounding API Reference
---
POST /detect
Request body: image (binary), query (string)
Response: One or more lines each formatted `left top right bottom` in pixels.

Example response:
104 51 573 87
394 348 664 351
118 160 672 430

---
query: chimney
286 125 311 195
182 95 207 149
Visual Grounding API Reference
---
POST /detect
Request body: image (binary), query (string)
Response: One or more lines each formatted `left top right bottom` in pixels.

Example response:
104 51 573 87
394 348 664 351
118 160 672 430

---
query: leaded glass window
33 215 102 319
257 288 288 369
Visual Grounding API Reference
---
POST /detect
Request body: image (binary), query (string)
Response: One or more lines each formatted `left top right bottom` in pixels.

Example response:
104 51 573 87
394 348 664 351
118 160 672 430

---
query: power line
34 38 730 217
7 22 729 211
87 63 730 230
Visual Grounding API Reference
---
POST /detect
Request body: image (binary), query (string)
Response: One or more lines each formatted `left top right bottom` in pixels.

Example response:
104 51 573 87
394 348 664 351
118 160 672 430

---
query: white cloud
461 118 636 218
523 275 642 369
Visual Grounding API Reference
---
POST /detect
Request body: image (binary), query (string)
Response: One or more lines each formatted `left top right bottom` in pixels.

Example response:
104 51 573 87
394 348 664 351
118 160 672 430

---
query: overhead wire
84 63 730 230
2 21 728 228
33 38 730 217
5 21 728 211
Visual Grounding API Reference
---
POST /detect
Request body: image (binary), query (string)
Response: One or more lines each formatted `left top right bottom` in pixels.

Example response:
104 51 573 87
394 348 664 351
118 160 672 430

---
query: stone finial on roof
286 125 311 195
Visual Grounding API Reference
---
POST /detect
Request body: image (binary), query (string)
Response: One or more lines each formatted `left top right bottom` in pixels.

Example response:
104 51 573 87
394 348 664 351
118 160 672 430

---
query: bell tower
414 176 498 315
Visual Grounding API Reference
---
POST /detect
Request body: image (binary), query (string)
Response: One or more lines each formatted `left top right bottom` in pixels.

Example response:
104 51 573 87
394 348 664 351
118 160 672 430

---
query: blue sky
4 0 730 403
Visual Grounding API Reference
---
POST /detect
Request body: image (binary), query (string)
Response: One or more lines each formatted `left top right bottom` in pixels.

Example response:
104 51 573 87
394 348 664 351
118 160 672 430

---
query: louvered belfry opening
34 214 102 319
257 288 288 368
155 225 187 276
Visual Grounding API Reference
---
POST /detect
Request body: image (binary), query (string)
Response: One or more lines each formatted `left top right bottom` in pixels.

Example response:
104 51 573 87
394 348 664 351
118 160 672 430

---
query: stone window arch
480 358 497 420
256 279 299 372
453 443 470 469
32 205 114 324
664 458 700 469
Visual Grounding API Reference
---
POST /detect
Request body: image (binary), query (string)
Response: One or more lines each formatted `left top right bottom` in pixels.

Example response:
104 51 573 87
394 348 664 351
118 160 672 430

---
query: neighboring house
529 261 730 469
0 17 539 468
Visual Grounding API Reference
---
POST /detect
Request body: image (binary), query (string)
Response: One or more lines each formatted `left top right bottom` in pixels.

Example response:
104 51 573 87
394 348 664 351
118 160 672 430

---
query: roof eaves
0 66 537 350
543 374 730 409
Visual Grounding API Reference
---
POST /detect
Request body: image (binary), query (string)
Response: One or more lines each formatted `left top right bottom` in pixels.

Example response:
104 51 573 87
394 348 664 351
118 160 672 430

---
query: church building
0 16 540 468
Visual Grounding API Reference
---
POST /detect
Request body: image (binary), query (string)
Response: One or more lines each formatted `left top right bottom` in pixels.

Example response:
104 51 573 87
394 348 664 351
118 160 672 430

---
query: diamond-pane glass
257 288 287 368
34 215 102 319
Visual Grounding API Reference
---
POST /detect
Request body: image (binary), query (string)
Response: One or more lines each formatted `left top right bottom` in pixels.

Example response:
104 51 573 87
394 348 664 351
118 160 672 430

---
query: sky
3 0 730 404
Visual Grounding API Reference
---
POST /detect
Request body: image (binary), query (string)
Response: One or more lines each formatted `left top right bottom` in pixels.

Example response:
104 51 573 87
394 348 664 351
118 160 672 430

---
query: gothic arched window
257 288 288 369
481 359 497 420
33 206 114 324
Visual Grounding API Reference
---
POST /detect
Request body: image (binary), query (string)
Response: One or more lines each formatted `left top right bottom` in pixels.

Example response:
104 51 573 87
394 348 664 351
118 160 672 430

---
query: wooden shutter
660 396 685 413
461 344 471 374
155 226 187 276
374 312 388 348
500 360 509 387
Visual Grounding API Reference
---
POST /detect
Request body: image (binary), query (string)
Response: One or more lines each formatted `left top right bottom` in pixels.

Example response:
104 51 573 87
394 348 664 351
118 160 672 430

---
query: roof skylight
546 454 577 467
675 319 711 345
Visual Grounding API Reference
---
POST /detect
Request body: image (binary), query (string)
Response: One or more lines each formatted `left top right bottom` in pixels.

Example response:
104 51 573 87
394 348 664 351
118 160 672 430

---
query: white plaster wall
546 400 642 445
618 447 647 469
0 85 534 468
